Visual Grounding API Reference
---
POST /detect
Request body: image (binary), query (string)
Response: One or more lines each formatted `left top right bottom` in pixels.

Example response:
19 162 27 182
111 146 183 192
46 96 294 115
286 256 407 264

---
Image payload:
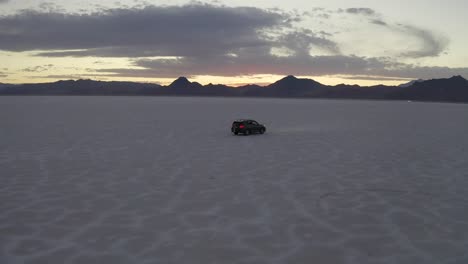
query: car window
252 121 259 125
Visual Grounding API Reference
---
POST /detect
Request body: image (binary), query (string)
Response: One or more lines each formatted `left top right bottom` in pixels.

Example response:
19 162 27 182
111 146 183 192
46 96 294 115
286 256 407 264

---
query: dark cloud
340 76 413 82
91 54 468 81
373 65 468 80
336 7 448 58
399 25 449 58
5 4 341 63
367 18 449 58
344 8 449 59
93 60 111 65
344 8 376 16
370 19 387 26
277 29 340 55
0 4 291 58
30 74 96 80
22 64 54 72
93 54 385 78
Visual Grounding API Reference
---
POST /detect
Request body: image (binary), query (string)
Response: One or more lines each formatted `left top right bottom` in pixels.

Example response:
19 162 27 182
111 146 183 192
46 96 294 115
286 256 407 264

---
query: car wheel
234 132 238 135
260 128 265 134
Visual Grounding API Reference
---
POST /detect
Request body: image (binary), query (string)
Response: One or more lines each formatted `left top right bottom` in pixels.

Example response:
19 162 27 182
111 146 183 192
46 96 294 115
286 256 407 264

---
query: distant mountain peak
177 76 189 81
278 75 298 82
273 75 321 86
275 75 298 84
449 75 467 82
263 75 323 97
169 77 191 88
399 79 425 88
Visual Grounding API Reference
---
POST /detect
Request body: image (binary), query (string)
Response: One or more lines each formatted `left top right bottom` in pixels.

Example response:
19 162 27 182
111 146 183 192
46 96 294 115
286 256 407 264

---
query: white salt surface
1 96 468 264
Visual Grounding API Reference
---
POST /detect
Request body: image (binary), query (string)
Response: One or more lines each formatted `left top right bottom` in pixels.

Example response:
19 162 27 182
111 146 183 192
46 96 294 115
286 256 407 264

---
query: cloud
333 7 448 59
0 4 462 81
370 19 387 26
0 0 9 4
89 54 381 78
372 65 468 80
0 4 292 58
344 8 376 16
0 4 449 61
349 11 449 58
277 29 340 55
90 54 468 81
0 67 8 78
37 2 66 13
340 76 413 82
29 74 95 80
0 4 343 60
22 64 54 72
398 25 449 58
376 23 449 58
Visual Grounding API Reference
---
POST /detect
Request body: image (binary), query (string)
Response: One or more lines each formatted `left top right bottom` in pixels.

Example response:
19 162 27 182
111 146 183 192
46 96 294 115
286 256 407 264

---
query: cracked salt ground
1 96 468 264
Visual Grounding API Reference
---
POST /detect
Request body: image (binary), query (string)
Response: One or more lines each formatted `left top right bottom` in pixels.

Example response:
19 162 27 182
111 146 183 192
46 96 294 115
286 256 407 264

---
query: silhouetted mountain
0 83 14 90
272 75 322 88
390 76 468 102
1 76 467 103
243 75 325 97
320 84 398 100
168 77 221 95
268 75 325 96
0 79 162 95
398 79 425 88
204 83 242 96
237 84 263 90
169 77 191 89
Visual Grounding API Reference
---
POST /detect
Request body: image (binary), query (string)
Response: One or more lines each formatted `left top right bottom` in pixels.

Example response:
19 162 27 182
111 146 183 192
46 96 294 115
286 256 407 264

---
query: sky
1 0 468 86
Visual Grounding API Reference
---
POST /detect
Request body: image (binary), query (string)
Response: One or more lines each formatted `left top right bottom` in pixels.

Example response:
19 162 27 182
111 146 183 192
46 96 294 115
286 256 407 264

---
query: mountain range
1 75 467 103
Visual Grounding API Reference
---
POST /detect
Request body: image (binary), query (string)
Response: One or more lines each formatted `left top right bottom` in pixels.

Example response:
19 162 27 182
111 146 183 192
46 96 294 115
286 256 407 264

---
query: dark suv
231 119 266 135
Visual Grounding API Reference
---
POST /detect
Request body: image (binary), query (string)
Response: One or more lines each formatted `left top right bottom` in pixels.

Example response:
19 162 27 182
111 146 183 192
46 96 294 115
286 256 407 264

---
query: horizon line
2 75 466 88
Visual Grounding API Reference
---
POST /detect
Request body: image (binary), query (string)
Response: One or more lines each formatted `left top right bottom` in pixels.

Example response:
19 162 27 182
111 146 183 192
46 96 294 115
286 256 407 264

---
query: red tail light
239 125 245 129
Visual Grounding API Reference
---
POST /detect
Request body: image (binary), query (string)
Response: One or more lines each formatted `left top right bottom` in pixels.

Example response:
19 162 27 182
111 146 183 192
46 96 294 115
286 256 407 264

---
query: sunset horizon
1 74 417 87
1 1 468 86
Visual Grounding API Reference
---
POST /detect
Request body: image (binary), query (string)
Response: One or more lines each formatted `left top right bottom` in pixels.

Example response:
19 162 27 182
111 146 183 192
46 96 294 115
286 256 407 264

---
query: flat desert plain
1 96 468 264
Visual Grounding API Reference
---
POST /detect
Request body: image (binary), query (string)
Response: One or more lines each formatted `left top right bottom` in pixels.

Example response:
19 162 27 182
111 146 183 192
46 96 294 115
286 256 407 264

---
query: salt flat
1 96 468 264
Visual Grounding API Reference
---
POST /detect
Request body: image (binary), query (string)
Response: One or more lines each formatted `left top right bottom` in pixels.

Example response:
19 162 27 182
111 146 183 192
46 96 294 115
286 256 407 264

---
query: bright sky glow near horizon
1 0 468 86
